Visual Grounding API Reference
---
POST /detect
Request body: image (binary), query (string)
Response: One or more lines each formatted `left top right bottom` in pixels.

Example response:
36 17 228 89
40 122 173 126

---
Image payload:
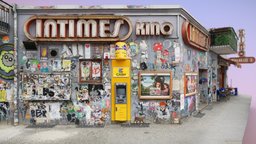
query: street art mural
0 42 14 124
0 44 14 81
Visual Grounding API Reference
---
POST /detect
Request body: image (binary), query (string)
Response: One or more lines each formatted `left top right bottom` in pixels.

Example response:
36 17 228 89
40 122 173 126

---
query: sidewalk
243 94 256 144
0 95 251 144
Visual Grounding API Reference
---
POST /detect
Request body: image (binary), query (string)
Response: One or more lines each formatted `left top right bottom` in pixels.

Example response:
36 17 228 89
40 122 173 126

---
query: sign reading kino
24 15 133 42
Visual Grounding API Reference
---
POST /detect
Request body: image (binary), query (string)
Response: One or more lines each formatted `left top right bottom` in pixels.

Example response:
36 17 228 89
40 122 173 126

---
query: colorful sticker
92 61 101 79
84 43 91 59
52 60 62 71
40 61 49 73
153 42 163 51
80 61 91 81
2 36 9 43
40 47 48 60
62 60 71 71
129 42 138 57
0 90 7 102
110 44 115 59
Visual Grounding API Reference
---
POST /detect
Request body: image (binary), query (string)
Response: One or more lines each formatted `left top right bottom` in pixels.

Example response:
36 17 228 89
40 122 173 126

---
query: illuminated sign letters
136 22 174 36
24 15 132 42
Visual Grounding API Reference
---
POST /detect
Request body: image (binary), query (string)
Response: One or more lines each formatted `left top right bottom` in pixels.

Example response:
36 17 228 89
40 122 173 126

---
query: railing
0 3 10 33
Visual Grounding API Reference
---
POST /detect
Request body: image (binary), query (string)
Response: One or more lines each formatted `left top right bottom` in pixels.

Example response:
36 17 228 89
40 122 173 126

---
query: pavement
0 95 251 144
243 94 256 144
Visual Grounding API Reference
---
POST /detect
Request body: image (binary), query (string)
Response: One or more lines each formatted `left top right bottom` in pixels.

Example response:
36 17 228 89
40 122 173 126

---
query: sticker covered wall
13 7 220 126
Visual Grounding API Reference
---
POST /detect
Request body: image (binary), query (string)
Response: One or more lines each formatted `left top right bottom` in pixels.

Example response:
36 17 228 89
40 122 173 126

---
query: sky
5 0 256 96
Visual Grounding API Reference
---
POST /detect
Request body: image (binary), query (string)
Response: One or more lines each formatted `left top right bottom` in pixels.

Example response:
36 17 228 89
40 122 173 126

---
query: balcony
209 27 238 55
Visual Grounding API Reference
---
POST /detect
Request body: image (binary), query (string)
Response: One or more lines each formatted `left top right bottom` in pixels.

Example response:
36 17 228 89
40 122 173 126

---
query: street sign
229 57 255 64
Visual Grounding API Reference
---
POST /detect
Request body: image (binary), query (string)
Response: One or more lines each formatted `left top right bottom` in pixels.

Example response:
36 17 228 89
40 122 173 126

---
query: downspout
13 4 19 126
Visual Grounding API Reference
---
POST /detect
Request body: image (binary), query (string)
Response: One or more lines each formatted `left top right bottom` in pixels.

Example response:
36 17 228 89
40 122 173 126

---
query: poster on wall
92 61 101 79
80 61 91 81
79 60 102 83
84 43 91 59
62 60 71 71
77 84 89 102
48 103 61 120
51 60 62 71
40 61 49 73
21 74 71 100
0 90 7 102
29 59 40 72
138 71 172 99
184 95 196 114
184 72 198 96
40 46 48 60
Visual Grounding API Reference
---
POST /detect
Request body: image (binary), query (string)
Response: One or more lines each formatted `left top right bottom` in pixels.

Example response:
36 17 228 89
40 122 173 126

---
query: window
79 59 102 83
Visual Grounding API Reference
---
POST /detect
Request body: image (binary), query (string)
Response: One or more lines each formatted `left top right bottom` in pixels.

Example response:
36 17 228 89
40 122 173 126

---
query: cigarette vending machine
111 59 131 122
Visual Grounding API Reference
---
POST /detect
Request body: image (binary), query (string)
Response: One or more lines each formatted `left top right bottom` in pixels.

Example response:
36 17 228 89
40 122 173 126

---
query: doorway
198 69 208 110
218 66 225 88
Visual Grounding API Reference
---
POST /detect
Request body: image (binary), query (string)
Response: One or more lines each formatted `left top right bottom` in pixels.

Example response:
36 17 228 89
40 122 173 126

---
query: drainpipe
13 4 19 126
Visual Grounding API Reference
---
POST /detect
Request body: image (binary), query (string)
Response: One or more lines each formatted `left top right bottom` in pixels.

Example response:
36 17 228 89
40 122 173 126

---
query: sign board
24 15 132 42
136 22 174 36
113 67 130 77
182 21 209 51
229 57 255 64
238 29 245 57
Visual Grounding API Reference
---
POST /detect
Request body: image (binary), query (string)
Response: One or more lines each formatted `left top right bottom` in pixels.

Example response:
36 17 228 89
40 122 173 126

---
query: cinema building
8 5 239 125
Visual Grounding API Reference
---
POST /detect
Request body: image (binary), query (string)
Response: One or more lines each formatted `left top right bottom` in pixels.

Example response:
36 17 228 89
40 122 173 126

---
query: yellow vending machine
111 42 131 122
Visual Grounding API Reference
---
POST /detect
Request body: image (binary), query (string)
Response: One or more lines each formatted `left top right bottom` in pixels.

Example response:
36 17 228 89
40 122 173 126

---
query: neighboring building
0 0 14 124
10 5 238 125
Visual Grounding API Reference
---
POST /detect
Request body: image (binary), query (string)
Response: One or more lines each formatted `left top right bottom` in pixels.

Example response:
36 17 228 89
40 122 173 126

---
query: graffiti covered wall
16 8 212 125
0 3 15 123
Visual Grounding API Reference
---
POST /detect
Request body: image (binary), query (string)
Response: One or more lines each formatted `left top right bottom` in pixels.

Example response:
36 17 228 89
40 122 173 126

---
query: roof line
0 0 13 8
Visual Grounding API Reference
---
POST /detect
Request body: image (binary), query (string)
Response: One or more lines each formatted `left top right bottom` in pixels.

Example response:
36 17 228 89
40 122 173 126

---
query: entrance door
218 66 225 88
199 69 208 109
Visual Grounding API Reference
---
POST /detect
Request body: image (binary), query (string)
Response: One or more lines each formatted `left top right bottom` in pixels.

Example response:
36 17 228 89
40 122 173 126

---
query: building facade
0 1 14 124
7 5 238 125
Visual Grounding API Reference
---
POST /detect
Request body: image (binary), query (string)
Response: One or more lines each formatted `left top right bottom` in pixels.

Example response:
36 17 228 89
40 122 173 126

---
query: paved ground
0 95 251 144
243 94 256 144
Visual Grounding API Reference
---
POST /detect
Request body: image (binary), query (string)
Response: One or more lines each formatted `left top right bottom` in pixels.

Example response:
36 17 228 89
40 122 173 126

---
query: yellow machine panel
111 59 131 122
115 104 127 121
